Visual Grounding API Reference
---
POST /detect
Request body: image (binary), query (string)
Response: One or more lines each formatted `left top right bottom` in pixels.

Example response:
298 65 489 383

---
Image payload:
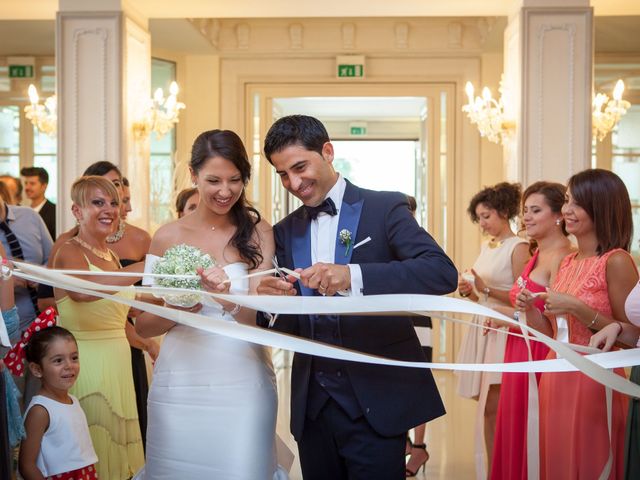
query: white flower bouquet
152 244 215 307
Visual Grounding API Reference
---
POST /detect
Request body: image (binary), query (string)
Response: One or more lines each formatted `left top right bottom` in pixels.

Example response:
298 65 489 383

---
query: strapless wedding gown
138 262 287 479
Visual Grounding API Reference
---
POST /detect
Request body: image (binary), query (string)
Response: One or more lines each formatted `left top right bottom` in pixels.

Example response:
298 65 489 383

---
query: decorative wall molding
535 22 576 179
236 23 250 49
72 27 108 165
341 23 355 50
186 17 491 57
289 23 303 49
447 22 463 49
395 22 409 49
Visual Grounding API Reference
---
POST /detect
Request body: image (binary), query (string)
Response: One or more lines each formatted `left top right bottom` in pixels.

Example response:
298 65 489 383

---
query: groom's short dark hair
263 115 330 164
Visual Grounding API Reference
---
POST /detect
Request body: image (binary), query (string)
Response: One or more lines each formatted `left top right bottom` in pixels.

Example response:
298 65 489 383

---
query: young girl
16 318 98 480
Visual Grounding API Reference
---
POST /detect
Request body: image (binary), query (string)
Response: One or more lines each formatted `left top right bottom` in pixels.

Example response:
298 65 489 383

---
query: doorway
245 83 456 364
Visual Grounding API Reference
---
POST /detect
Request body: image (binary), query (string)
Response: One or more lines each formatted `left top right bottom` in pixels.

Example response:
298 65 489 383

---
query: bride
135 130 286 479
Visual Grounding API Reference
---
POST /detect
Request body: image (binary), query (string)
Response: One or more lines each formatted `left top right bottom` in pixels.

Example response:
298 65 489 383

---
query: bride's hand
198 265 231 294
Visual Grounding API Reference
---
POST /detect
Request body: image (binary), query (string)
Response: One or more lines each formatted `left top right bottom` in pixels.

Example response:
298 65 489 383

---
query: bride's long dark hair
190 130 263 269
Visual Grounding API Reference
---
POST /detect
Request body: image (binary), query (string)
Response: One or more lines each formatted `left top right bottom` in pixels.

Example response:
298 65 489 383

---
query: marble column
503 0 593 185
56 0 151 232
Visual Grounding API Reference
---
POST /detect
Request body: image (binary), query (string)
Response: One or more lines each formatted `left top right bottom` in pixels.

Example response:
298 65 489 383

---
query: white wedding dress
138 261 288 479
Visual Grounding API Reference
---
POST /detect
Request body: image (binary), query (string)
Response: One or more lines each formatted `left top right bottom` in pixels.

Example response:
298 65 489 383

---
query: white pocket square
353 236 371 250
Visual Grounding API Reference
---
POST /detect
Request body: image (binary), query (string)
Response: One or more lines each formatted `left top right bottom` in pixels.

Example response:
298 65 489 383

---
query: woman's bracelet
226 303 241 316
587 310 600 329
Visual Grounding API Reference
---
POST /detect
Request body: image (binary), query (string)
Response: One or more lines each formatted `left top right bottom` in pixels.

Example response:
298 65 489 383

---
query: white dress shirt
309 175 363 296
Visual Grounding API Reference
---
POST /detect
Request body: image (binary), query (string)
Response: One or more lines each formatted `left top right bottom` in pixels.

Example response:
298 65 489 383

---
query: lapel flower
339 229 352 257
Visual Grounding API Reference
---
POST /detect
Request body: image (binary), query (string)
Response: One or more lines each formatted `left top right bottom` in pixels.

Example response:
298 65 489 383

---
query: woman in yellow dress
53 176 144 479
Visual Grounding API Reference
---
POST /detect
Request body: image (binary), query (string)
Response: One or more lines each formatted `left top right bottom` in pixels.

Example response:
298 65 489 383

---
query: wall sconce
132 81 186 141
592 79 631 142
24 84 57 137
462 79 515 145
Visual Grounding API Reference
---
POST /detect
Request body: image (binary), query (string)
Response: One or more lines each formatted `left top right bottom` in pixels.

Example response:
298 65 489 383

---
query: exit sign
338 65 364 78
8 57 35 78
350 126 367 135
9 65 34 78
336 55 365 79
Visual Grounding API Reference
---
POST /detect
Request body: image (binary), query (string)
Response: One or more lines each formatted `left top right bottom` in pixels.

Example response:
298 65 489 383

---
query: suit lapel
334 181 364 265
291 209 314 297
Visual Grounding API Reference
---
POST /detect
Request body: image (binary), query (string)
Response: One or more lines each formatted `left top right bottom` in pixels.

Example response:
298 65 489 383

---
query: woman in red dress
490 181 573 479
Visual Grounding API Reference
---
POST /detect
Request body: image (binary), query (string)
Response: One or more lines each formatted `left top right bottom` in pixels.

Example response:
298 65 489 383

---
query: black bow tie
305 197 337 220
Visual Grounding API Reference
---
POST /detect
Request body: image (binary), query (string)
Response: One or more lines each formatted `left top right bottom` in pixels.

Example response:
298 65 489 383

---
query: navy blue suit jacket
265 180 458 440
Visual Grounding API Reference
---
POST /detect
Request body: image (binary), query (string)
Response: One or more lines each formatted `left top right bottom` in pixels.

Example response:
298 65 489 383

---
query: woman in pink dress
490 181 573 480
532 169 638 479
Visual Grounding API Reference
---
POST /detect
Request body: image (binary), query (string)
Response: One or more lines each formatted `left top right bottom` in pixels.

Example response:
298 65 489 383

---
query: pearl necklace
106 221 126 243
72 236 113 262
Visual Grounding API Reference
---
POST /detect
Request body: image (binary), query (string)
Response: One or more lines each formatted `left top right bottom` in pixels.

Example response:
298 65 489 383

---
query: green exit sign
9 65 34 78
338 64 364 78
350 126 367 135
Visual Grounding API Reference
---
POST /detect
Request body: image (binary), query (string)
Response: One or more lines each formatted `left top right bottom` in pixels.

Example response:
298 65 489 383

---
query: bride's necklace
73 236 113 262
106 221 126 243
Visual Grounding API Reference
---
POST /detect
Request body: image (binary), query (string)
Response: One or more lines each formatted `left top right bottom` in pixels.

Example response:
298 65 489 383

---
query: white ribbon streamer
10 261 640 398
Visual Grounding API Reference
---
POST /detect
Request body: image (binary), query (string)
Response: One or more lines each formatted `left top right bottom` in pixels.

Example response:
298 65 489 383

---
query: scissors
271 257 288 280
268 257 289 328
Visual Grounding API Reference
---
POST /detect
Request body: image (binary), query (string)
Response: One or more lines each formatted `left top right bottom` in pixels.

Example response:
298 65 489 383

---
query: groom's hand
257 275 298 296
300 263 350 296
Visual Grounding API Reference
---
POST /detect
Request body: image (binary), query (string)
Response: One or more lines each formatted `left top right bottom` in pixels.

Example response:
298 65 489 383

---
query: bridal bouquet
152 244 215 307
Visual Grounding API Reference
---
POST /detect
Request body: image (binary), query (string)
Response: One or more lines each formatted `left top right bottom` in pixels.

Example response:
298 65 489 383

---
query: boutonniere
339 229 352 257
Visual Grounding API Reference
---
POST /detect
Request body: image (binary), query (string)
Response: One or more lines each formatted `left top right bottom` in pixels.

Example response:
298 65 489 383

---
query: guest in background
109 176 159 450
175 187 199 218
0 244 22 479
490 181 573 480
404 194 433 477
0 180 53 408
590 283 640 480
0 175 23 205
21 166 56 239
53 175 144 479
534 169 636 479
456 182 529 468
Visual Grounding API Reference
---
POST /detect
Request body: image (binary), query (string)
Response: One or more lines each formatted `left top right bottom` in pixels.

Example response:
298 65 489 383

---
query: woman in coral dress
534 169 638 479
490 181 573 480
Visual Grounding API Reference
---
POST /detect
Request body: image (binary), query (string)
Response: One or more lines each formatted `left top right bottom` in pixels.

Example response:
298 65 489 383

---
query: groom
257 115 457 479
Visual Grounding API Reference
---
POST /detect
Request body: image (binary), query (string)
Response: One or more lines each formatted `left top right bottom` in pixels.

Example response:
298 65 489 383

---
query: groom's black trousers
298 398 405 480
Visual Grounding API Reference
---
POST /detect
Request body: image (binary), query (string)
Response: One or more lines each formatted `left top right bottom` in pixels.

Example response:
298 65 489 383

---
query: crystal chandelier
462 79 515 145
132 81 185 141
592 79 630 142
24 84 57 137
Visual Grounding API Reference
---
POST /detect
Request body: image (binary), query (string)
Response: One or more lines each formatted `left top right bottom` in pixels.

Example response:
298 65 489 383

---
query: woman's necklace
72 236 113 262
106 221 126 243
488 238 505 249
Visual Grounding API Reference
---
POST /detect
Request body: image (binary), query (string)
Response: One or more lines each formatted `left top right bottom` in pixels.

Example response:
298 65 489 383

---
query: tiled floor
274 350 478 479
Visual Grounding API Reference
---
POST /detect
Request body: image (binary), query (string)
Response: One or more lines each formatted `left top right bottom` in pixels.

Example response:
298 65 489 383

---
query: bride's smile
191 155 245 215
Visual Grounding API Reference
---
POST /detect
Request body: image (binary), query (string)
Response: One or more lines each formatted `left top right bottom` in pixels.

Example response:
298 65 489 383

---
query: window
0 59 57 205
149 58 177 226
610 105 640 260
0 106 20 177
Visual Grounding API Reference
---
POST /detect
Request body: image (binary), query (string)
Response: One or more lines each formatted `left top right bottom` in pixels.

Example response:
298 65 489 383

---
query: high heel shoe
405 435 413 456
405 443 429 477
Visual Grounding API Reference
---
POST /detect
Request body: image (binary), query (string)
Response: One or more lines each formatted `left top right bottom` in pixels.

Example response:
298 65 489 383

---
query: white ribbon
9 261 640 398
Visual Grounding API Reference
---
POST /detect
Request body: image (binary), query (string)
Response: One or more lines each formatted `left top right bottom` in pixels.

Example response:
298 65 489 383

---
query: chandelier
24 84 57 137
132 81 185 141
463 77 631 145
462 79 514 145
592 79 630 142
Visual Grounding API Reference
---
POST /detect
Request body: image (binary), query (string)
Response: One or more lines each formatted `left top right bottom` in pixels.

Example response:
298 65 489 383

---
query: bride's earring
555 218 562 226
